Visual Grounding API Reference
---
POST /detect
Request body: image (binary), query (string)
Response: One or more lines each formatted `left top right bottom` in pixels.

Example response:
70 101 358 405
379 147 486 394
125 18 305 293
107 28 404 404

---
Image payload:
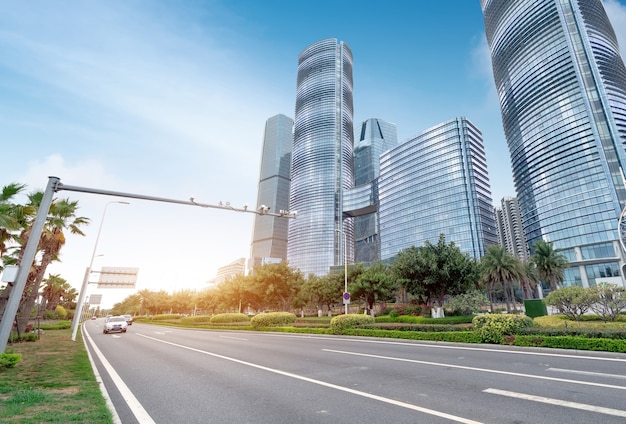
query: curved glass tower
288 39 354 276
482 0 626 287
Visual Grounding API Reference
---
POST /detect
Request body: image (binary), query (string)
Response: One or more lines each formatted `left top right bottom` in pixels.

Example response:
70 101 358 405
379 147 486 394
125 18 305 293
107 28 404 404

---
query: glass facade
249 114 293 271
288 39 354 276
482 0 626 287
347 119 398 263
378 117 498 260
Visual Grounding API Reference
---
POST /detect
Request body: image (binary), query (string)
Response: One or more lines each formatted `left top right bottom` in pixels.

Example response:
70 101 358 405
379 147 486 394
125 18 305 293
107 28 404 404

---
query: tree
250 262 303 311
391 234 479 307
544 286 593 321
301 274 343 316
530 240 568 293
41 274 71 312
519 260 540 299
0 183 31 262
351 262 397 315
589 283 626 322
14 194 88 332
480 245 523 313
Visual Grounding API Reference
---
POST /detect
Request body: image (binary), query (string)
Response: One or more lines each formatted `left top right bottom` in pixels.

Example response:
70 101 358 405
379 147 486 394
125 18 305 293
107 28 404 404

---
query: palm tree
530 240 568 293
519 261 540 299
14 193 89 332
0 183 32 262
41 274 71 313
480 245 524 313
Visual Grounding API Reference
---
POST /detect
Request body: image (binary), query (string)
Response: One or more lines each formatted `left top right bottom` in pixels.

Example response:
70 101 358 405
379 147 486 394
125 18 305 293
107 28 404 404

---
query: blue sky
2 1 626 307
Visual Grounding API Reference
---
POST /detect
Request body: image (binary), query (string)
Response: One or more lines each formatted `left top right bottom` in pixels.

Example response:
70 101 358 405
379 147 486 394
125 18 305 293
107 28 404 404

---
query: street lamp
335 228 348 314
71 201 129 341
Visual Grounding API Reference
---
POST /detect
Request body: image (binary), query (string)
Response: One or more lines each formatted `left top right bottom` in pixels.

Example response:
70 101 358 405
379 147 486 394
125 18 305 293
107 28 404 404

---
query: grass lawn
0 327 114 424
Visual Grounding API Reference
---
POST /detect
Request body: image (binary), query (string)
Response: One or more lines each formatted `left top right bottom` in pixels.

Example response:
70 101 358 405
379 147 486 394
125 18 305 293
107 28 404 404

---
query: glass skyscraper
378 117 497 260
288 39 355 276
482 0 626 287
344 118 398 263
249 114 293 270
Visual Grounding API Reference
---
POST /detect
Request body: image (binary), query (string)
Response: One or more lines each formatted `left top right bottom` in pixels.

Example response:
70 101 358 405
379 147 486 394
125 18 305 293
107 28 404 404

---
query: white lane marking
219 335 248 341
137 333 483 424
83 329 156 423
81 324 122 424
323 349 626 391
264 333 626 362
547 368 626 380
484 388 626 418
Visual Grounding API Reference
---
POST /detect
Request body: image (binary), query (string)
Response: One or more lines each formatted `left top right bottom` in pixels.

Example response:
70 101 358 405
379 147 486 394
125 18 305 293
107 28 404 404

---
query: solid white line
483 388 626 418
137 333 483 424
264 333 626 362
323 349 626 391
81 324 122 424
547 368 626 379
83 328 156 424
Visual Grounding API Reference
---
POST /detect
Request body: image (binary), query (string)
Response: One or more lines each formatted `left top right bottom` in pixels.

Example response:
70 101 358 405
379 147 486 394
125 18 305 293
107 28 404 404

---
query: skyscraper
344 118 398 263
287 38 355 276
495 197 529 262
249 114 293 271
482 0 626 287
378 117 497 260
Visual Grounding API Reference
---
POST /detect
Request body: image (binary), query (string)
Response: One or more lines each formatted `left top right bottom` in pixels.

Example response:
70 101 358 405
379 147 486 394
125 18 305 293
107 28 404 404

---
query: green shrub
545 286 594 321
375 315 473 325
342 328 482 343
180 315 213 325
0 352 22 368
40 320 71 330
330 314 375 334
445 291 489 316
472 314 534 344
251 312 297 330
210 313 250 324
150 314 182 321
589 283 626 322
55 305 68 320
512 335 626 352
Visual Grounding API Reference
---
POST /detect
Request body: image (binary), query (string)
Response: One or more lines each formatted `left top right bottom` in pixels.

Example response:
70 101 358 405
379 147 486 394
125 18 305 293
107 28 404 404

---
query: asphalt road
82 319 626 424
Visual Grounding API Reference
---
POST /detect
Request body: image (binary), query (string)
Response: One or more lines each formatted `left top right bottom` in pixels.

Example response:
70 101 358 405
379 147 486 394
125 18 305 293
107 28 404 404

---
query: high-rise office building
249 114 293 271
482 0 626 287
288 38 355 276
344 118 398 263
495 197 529 262
378 117 497 260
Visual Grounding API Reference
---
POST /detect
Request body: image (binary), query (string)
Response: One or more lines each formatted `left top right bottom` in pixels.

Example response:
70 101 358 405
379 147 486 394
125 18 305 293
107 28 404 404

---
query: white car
103 316 128 334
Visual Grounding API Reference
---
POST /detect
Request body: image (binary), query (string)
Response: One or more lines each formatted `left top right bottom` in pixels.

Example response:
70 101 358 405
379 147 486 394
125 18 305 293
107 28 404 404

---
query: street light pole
71 201 129 341
335 228 348 315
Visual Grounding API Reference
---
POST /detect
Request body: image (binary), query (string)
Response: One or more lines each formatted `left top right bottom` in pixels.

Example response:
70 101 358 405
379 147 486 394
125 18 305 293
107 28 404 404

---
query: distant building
214 258 246 284
482 0 626 287
495 197 529 261
378 117 497 260
249 114 293 271
287 38 355 275
344 118 398 263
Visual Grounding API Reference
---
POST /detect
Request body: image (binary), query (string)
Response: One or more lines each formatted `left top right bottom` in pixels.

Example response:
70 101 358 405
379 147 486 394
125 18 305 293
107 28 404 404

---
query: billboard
97 266 139 289
88 294 103 305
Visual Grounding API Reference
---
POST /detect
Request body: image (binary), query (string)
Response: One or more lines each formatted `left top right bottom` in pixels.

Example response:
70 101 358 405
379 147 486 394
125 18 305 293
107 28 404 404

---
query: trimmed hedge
375 315 474 325
342 329 482 343
512 335 626 353
149 314 181 321
251 312 297 330
210 313 250 324
330 314 374 334
180 315 213 325
363 323 473 332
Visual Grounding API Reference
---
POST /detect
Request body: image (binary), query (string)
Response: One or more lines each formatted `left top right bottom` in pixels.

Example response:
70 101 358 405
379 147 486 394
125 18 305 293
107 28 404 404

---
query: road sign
343 292 350 305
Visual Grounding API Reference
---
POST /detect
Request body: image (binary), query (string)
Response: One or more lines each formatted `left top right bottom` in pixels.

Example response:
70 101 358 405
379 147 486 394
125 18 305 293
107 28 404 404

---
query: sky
2 1 626 308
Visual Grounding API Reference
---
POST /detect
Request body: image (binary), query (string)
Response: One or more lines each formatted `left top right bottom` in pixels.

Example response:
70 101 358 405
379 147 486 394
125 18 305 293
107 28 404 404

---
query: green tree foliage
530 240 568 292
589 283 626 322
301 274 343 315
445 290 489 316
351 262 397 314
41 274 74 312
544 286 594 321
391 234 479 307
480 244 523 313
250 261 304 311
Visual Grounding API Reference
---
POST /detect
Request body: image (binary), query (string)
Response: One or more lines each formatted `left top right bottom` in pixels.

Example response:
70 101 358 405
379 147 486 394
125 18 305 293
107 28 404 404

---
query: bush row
251 312 297 330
